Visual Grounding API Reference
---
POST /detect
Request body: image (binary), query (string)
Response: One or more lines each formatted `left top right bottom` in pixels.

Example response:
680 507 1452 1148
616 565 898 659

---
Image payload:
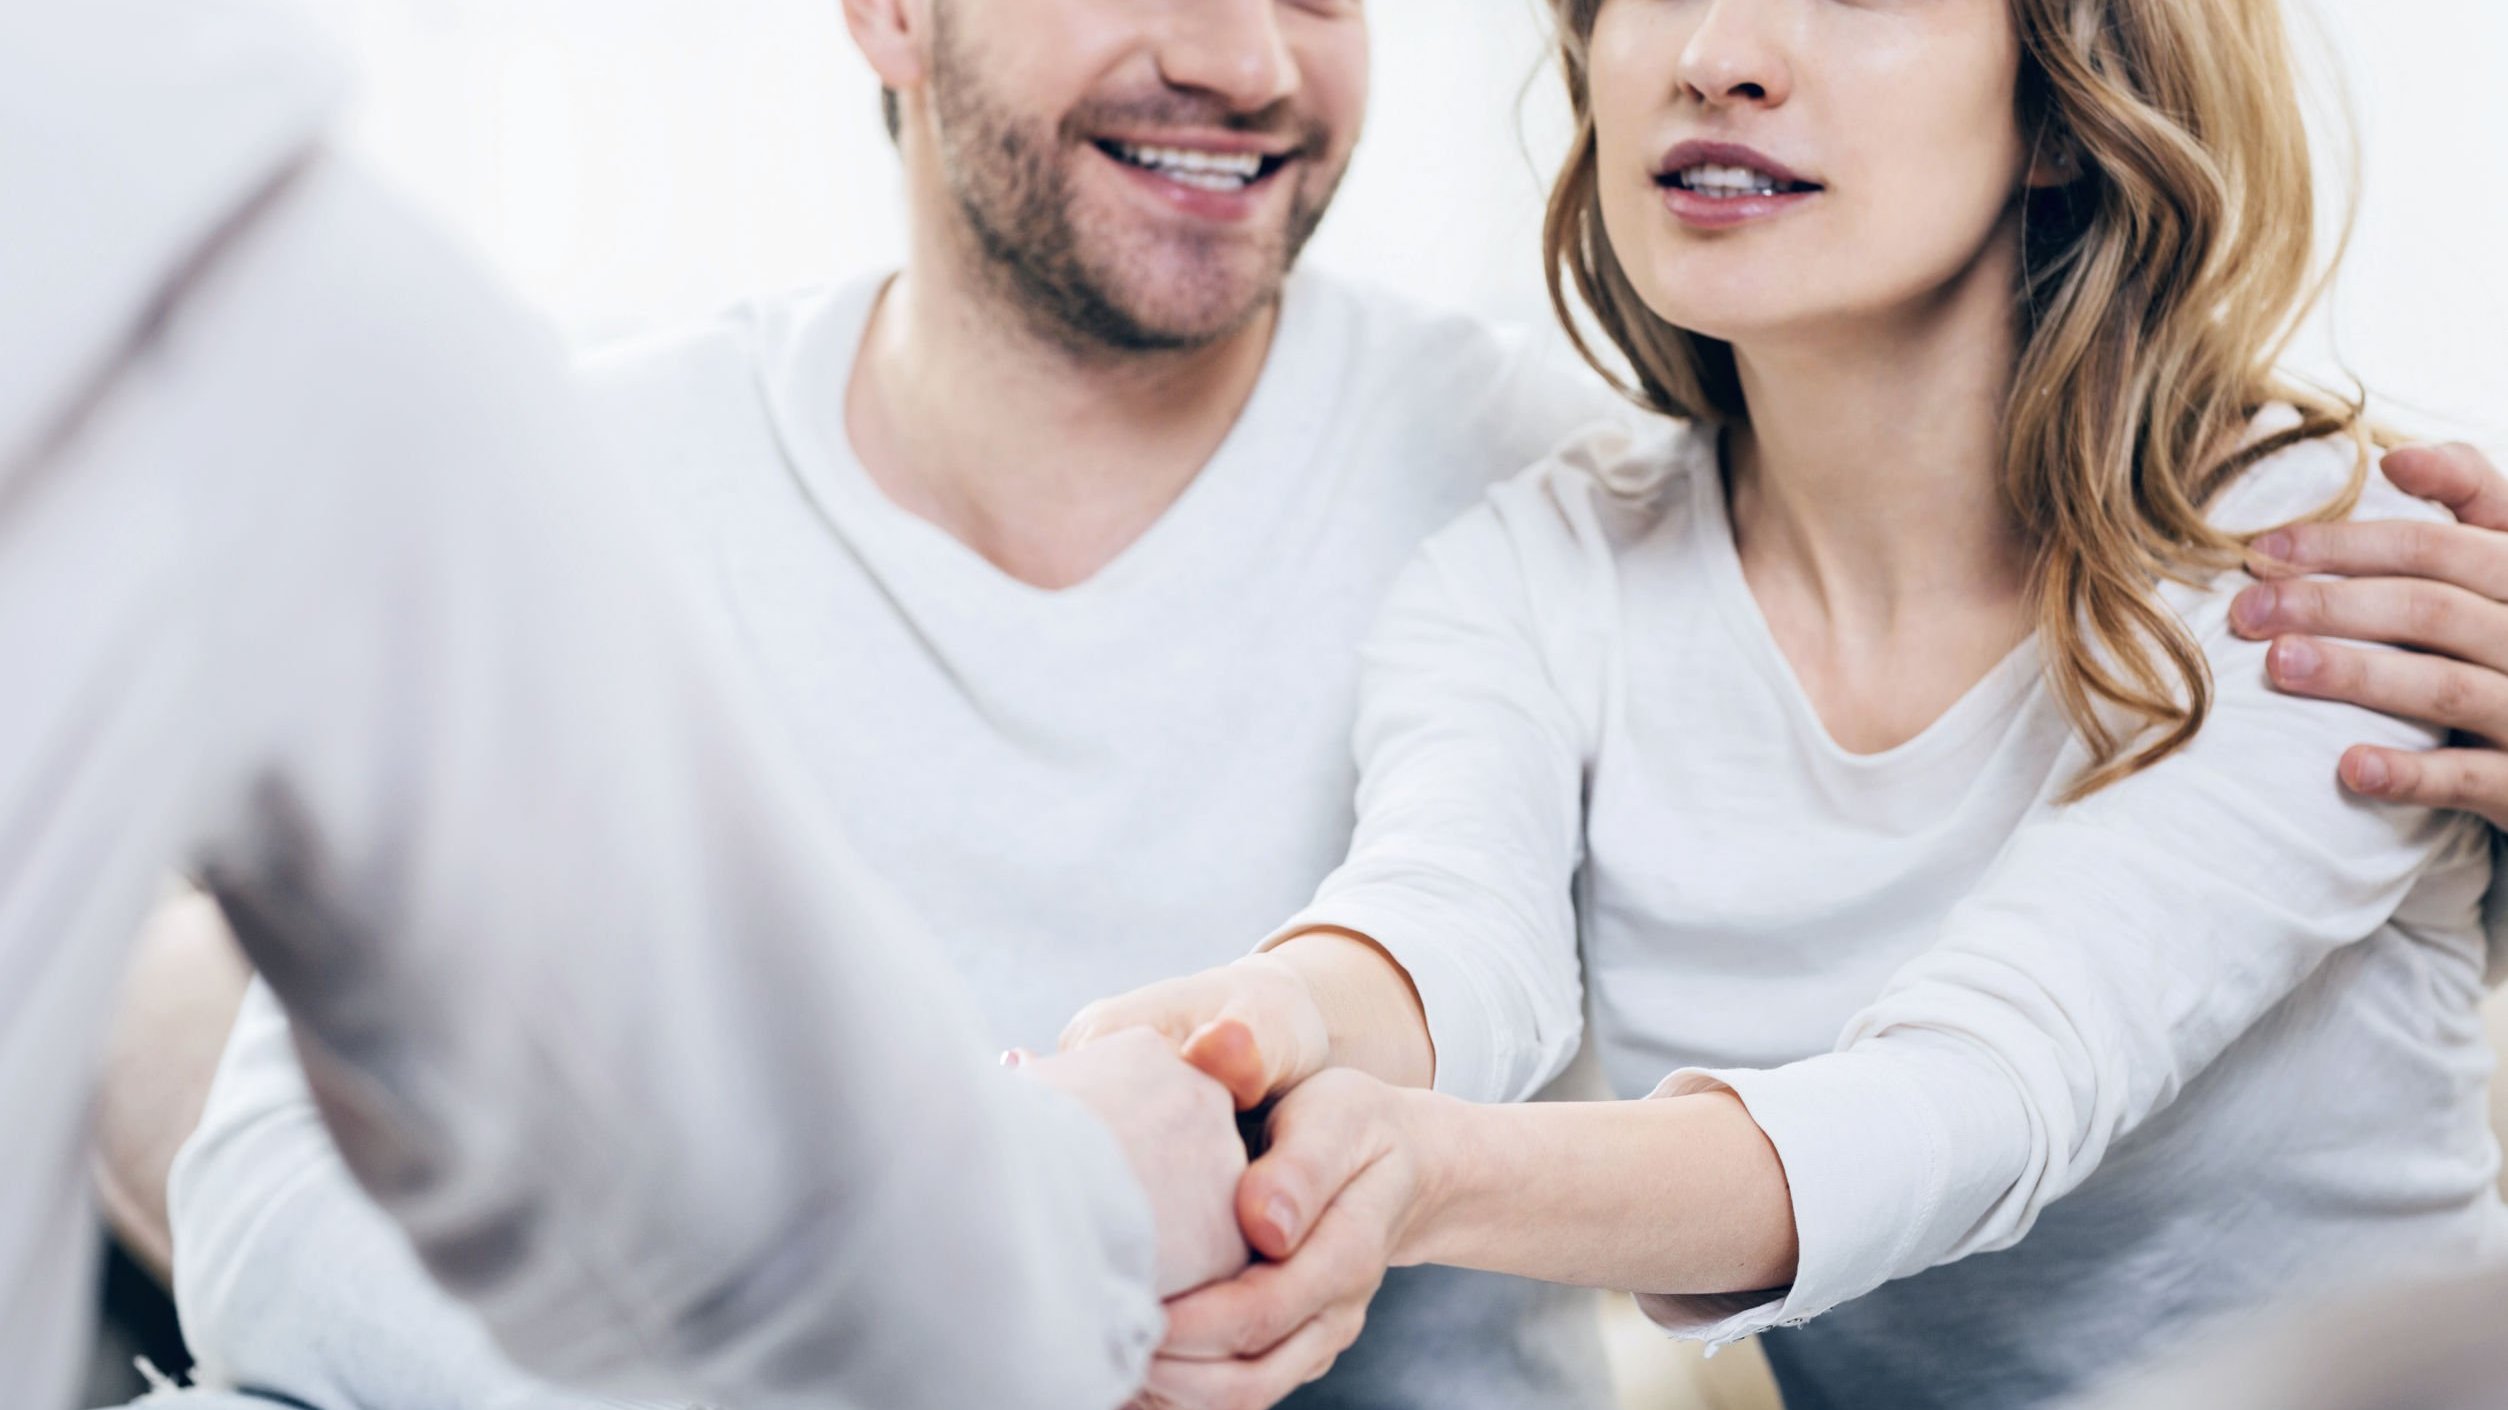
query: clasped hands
1036 950 1446 1410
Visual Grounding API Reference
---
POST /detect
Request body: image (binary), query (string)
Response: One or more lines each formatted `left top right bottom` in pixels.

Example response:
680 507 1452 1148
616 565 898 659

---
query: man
2 2 1248 1408
120 4 2508 1410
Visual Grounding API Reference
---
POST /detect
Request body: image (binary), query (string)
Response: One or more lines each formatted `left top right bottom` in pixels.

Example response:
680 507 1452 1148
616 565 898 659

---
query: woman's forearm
1266 928 1438 1090
1401 1089 1800 1297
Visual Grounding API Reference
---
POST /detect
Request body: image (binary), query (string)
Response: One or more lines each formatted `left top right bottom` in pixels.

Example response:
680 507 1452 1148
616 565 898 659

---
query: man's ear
841 0 928 95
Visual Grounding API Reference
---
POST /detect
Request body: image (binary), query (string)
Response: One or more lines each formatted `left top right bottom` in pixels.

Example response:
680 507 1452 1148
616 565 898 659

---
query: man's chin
1085 257 1291 350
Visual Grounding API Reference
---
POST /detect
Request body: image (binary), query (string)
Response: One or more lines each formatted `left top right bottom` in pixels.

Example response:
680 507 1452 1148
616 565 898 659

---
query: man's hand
1021 1029 1253 1298
2232 443 2508 826
1129 1069 1448 1410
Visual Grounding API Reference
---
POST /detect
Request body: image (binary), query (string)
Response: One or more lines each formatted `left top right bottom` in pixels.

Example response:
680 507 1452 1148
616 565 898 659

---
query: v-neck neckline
1679 426 2043 769
760 273 1339 628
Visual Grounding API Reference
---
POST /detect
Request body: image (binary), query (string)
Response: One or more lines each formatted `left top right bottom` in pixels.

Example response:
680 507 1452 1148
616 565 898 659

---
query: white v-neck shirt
170 271 1632 1410
1277 416 2508 1409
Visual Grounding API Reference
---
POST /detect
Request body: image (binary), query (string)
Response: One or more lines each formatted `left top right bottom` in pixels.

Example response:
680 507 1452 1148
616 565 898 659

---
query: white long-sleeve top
2 4 1163 1405
1272 417 2508 1409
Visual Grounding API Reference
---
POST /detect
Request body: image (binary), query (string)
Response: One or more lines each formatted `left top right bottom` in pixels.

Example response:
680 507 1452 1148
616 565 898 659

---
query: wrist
1265 928 1435 1090
1385 1087 1483 1268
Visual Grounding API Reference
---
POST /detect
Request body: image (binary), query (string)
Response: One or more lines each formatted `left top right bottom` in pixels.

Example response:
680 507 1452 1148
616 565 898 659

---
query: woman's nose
1676 0 1793 109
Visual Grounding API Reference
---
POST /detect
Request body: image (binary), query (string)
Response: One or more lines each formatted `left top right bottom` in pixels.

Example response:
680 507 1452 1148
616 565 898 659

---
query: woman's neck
1726 235 2033 624
1721 226 2037 752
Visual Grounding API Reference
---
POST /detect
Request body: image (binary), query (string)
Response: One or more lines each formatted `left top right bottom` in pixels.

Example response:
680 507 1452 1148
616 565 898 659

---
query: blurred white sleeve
59 148 1160 1408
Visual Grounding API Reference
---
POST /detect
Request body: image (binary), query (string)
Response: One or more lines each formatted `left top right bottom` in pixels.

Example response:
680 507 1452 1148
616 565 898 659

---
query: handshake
1017 946 1447 1410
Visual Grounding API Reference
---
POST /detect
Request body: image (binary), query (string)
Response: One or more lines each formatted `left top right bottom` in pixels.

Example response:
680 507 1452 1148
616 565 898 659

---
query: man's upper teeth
1682 163 1786 194
1120 143 1264 179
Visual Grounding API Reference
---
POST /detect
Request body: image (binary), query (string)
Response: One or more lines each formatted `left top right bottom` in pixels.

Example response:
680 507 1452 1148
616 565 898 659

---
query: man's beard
928 8 1340 357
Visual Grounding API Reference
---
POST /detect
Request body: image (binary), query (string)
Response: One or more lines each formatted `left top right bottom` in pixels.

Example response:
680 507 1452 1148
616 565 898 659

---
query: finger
1182 1018 1274 1111
2262 636 2508 741
2227 577 2508 673
1241 1077 1392 1259
1061 995 1195 1055
2383 443 2508 533
1138 1306 1367 1410
2245 519 2508 603
1159 1194 1390 1359
2340 745 2508 830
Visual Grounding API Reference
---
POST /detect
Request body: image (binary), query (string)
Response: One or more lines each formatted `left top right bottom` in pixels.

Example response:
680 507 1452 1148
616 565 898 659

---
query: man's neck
843 252 1280 592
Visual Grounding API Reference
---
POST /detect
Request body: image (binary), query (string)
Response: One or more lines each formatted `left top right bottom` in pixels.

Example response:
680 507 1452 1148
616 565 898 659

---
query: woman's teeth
1109 141 1268 192
1673 164 1805 198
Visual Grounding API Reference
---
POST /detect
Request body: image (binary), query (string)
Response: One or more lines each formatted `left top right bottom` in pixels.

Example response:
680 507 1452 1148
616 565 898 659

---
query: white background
303 0 2504 452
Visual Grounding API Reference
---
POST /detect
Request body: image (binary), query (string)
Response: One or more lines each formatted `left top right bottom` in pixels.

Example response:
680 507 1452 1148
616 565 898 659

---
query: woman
1066 0 2508 1406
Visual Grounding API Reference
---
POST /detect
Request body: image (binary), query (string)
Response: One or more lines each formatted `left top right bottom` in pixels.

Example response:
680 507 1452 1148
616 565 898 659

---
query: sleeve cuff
997 1075 1169 1388
1632 1048 1964 1344
1255 900 1526 1106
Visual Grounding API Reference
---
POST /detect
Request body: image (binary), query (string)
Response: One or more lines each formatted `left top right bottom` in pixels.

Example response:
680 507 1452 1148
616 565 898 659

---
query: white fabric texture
168 273 1631 1410
1275 416 2508 1409
6 8 1173 1407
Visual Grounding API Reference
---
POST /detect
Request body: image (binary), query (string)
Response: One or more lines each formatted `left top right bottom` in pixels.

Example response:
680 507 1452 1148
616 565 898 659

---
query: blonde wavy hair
1542 0 2381 797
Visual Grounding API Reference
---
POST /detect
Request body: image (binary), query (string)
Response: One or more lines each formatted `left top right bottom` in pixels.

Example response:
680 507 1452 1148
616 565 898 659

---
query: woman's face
1587 0 2036 349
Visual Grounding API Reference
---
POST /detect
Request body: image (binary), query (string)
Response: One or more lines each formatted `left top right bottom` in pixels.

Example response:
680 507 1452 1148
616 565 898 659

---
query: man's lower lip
1661 185 1820 228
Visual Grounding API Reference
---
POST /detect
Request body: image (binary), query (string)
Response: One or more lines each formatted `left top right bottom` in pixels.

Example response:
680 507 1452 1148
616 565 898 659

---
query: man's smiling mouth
1095 139 1293 194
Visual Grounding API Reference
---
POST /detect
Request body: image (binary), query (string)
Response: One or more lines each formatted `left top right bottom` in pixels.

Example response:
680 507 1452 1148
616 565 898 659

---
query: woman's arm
1065 459 1620 1107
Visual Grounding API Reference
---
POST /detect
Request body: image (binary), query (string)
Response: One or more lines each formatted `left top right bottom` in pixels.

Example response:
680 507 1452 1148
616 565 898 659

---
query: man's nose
1155 0 1301 113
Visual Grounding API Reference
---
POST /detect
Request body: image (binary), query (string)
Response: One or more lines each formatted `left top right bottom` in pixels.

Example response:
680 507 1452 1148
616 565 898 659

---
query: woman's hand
1063 930 1436 1110
1128 1069 1453 1410
1061 953 1335 1111
2234 442 2508 826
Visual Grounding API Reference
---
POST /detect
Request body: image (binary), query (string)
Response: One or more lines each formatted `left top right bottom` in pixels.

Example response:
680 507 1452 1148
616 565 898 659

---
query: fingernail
2351 752 2392 794
2232 584 2277 634
1264 1195 1299 1245
2251 531 2294 566
2271 636 2321 683
1001 1048 1028 1069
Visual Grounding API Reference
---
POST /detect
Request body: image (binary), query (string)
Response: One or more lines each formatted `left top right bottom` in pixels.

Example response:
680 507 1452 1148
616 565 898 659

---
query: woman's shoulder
1395 414 1712 624
2207 405 2444 537
1472 413 1716 549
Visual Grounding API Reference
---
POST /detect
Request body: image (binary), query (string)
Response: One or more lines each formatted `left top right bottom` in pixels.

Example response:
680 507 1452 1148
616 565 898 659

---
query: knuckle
2428 667 2484 726
2390 582 2437 639
2397 521 2448 577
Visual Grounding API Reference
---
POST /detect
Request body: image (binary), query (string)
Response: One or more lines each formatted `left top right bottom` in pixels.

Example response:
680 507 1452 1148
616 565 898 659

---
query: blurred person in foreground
0 3 1251 1408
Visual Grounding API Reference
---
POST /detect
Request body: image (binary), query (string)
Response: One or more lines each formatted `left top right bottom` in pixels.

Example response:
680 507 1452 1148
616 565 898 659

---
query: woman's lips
1653 140 1824 230
1658 182 1822 229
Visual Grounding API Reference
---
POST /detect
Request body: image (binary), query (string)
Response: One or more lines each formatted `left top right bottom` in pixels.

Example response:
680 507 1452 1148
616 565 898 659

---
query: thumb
1238 1076 1388 1261
1181 1016 1276 1111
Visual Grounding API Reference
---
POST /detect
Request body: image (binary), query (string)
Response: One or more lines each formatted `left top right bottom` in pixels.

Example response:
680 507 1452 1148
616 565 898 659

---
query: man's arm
172 982 656 1410
91 888 251 1285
